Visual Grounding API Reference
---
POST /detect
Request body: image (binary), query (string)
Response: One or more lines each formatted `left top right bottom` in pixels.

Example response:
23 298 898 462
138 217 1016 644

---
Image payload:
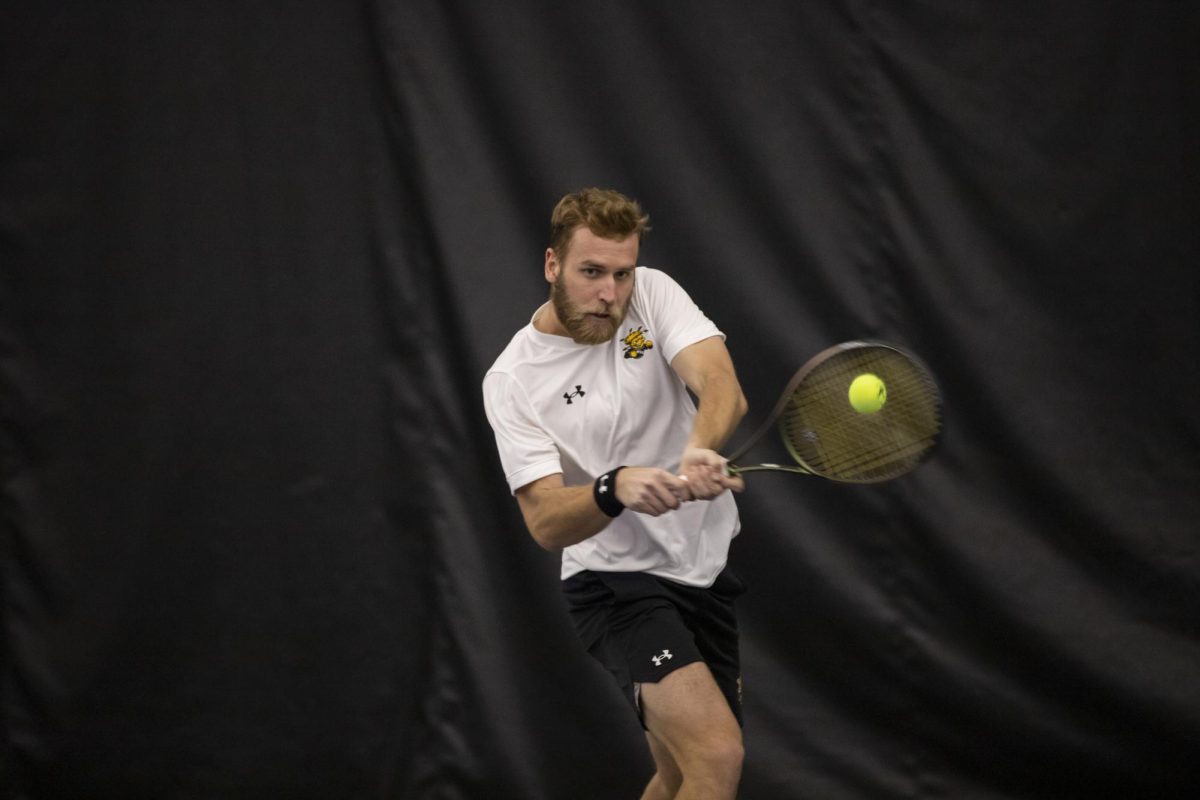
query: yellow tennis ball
848 373 887 414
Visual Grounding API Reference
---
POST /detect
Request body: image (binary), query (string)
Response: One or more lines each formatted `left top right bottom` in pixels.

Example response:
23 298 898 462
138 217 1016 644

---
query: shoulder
486 325 537 378
482 335 539 425
631 266 693 315
634 266 683 292
630 266 722 362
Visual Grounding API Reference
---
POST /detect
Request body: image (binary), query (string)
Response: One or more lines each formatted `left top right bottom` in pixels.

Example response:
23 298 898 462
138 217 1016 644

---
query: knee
685 730 743 782
646 769 682 799
705 734 744 777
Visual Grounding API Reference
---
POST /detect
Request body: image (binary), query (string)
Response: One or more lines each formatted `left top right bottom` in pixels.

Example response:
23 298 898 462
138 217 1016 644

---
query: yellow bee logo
622 326 654 359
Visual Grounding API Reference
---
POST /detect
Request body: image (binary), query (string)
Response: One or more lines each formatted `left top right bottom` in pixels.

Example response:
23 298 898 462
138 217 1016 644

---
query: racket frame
725 340 941 483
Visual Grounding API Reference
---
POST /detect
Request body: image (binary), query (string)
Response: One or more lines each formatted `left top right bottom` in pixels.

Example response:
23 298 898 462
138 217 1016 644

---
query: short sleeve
634 268 724 363
482 371 563 493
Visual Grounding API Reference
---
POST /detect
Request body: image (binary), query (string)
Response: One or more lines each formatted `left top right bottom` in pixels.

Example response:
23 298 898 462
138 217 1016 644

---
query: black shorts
561 568 746 727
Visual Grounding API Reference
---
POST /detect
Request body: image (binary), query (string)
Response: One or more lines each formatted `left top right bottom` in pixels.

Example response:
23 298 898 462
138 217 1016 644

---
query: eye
614 270 633 281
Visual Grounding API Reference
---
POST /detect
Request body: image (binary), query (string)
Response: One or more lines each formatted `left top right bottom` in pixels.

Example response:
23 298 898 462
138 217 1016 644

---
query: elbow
717 371 749 420
528 523 564 553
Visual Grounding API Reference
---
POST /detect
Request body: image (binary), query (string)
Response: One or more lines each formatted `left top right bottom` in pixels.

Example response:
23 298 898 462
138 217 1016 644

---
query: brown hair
549 188 651 259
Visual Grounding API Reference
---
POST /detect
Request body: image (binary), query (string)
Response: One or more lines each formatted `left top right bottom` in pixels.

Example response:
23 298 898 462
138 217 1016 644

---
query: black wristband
593 467 626 518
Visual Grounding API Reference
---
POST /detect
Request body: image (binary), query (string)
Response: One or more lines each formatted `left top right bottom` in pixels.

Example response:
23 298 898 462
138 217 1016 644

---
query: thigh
566 572 707 721
639 661 742 758
601 600 705 721
669 572 745 726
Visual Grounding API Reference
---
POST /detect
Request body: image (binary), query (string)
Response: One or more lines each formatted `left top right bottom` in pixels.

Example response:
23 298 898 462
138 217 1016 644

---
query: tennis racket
725 341 942 483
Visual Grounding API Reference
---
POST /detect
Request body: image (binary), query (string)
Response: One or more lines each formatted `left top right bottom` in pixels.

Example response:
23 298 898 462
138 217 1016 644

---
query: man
482 188 748 799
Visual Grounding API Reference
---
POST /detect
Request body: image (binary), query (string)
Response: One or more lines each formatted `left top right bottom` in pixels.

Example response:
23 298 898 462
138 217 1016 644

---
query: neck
533 302 567 337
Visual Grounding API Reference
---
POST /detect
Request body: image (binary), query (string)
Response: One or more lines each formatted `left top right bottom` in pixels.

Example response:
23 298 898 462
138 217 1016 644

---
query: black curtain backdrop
3 2 1198 798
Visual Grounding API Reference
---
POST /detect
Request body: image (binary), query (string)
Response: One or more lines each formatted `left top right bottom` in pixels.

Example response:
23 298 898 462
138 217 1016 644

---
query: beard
551 275 627 345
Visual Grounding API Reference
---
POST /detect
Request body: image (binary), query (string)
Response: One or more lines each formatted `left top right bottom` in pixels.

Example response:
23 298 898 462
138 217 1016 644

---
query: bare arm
670 336 749 499
512 337 746 551
515 468 692 552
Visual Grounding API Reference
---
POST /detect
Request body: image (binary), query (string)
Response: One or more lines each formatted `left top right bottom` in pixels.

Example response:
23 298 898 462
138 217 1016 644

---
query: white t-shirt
482 267 740 587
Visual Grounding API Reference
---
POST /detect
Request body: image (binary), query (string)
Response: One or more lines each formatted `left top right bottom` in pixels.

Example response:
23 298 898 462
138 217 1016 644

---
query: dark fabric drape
3 1 1197 798
1 3 431 797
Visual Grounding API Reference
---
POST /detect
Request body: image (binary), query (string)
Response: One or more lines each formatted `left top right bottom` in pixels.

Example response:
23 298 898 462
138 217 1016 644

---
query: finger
682 465 716 484
633 495 665 516
676 475 695 502
637 484 678 515
719 473 745 492
697 469 728 496
659 474 690 500
655 483 683 510
676 471 713 500
684 469 739 498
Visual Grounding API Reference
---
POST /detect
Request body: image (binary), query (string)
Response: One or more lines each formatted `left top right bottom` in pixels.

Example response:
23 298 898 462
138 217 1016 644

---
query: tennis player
483 188 748 799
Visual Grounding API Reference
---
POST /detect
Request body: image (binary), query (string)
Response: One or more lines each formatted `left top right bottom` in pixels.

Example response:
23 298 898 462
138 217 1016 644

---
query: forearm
517 467 691 551
677 369 749 499
686 371 748 452
521 483 611 551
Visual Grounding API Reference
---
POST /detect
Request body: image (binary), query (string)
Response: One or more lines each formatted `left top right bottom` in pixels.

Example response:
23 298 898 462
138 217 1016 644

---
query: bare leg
640 729 683 799
639 662 743 800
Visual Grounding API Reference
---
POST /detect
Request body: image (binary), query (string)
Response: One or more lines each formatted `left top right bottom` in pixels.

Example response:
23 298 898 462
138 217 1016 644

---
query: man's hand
678 447 744 500
614 467 693 516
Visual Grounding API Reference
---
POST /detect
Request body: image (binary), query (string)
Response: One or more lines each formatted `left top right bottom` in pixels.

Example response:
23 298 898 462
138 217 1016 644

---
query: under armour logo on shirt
563 385 585 404
651 649 673 667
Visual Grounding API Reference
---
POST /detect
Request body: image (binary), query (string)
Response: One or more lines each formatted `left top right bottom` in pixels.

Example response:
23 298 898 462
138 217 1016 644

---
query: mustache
550 275 629 344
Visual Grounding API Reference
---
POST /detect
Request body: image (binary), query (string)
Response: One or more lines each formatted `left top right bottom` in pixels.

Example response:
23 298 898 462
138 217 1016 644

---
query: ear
544 247 560 284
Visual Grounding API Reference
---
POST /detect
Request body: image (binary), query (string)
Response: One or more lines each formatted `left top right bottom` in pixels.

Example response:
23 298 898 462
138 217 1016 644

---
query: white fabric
482 267 740 587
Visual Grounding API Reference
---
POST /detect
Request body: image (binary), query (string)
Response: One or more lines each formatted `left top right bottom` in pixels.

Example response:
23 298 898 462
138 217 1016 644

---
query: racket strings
780 348 941 482
784 417 933 478
782 416 933 480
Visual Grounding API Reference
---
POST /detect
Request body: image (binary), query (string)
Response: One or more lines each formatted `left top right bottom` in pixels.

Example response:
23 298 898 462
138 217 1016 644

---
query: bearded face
551 269 629 345
540 227 638 345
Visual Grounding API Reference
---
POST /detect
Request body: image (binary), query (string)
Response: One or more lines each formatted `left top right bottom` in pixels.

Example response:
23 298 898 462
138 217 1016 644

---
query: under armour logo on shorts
651 649 673 667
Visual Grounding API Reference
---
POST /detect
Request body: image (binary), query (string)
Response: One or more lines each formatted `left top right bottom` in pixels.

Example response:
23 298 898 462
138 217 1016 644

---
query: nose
597 276 616 304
